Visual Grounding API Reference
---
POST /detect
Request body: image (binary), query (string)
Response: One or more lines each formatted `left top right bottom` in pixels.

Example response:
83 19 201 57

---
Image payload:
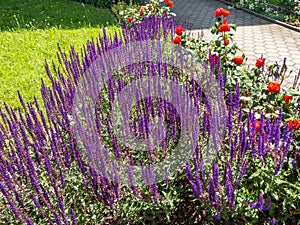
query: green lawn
0 0 118 31
267 0 280 5
0 0 119 109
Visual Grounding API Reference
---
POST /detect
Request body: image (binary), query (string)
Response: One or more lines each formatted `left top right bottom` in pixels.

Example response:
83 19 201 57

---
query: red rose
215 8 223 17
233 56 243 65
288 119 300 130
214 8 230 17
223 19 228 24
295 120 300 130
139 7 145 14
255 58 266 69
283 94 292 104
173 36 182 44
222 9 230 17
223 39 229 46
218 24 230 32
147 5 152 10
208 54 219 65
167 1 174 7
288 120 293 129
255 120 261 133
175 26 184 36
127 17 134 23
164 0 169 2
267 82 280 94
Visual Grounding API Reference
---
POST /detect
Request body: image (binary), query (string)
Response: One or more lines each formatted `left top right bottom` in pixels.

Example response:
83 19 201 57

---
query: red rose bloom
295 120 300 130
147 5 152 10
208 54 219 65
223 39 230 46
167 1 174 7
218 24 230 32
255 120 261 133
288 119 300 130
255 58 266 69
267 82 280 94
175 26 184 36
288 120 293 129
173 36 182 44
222 9 230 17
215 8 223 17
127 17 134 23
283 94 292 104
214 8 230 17
139 7 145 14
233 56 243 65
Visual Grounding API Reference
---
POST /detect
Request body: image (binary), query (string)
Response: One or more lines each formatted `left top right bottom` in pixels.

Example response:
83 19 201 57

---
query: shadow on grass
0 0 118 31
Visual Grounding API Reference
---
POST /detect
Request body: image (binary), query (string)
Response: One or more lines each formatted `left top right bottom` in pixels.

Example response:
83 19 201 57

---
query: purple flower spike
27 219 34 225
269 218 278 225
247 193 271 211
70 208 77 225
214 213 221 220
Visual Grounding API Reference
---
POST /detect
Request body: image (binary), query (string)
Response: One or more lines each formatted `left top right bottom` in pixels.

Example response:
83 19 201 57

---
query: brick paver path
172 0 300 86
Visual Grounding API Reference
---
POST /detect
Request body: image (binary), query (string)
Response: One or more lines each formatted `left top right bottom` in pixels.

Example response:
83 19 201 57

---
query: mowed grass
0 0 117 30
0 0 119 109
267 0 280 5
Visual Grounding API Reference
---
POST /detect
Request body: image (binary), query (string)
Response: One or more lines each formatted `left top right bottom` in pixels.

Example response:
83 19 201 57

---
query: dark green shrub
71 0 145 9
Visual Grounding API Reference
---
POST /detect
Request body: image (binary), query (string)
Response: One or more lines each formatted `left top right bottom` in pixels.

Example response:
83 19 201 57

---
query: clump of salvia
0 15 298 224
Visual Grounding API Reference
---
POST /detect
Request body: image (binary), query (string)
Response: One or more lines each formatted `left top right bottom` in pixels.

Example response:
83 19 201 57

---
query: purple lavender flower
32 195 45 216
70 208 77 225
208 177 218 204
247 193 271 211
234 83 240 108
212 161 219 187
235 160 248 189
214 213 221 220
0 182 23 221
26 219 34 225
186 162 199 197
269 218 278 225
225 179 235 210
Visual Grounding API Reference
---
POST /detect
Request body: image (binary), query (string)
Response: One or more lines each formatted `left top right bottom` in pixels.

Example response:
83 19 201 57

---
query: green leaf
248 170 261 179
240 96 252 101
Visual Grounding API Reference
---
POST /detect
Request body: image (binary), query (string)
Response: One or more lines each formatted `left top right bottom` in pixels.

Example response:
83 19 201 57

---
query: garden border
215 0 300 33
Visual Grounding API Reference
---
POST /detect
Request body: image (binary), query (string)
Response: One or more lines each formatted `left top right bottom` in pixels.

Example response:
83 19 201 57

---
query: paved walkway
172 0 300 86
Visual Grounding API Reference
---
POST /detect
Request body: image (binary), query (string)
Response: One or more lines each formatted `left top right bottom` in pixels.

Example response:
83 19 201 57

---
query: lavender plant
0 7 299 225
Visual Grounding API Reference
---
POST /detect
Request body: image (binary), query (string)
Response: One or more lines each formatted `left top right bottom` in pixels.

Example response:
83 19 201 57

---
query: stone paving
172 0 300 86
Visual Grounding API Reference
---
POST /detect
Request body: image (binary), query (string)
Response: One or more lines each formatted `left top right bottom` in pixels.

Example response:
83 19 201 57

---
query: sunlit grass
0 27 120 109
0 0 118 31
267 0 280 5
0 0 119 109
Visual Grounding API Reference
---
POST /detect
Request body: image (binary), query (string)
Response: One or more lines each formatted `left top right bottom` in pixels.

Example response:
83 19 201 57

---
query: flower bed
223 0 300 28
0 1 299 224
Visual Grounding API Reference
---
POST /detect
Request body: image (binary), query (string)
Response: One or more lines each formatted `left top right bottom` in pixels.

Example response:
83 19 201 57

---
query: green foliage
114 0 175 26
279 0 300 12
0 0 118 110
234 158 300 224
71 0 145 9
268 0 280 5
228 0 300 26
114 180 185 224
0 0 118 31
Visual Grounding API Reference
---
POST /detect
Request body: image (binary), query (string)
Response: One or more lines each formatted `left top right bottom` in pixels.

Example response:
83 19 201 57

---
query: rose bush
116 0 176 26
117 3 300 224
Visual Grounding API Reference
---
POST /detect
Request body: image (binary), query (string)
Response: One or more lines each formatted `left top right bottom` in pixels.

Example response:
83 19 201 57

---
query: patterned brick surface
172 0 300 87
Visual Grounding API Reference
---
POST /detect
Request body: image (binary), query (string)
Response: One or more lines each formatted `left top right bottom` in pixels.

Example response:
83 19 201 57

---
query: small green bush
71 0 146 9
